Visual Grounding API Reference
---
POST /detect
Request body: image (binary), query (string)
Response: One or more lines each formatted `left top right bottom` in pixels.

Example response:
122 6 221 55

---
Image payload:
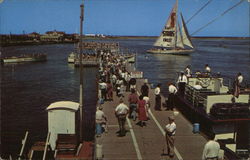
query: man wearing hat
177 71 187 97
167 83 177 110
164 115 176 158
115 98 129 136
154 84 162 111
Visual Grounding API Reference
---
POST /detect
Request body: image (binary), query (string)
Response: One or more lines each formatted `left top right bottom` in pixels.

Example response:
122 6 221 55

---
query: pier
94 63 208 160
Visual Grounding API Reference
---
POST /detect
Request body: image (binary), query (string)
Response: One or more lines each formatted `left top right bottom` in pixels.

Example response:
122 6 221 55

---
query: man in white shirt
99 81 107 101
164 116 176 158
205 64 211 74
111 74 117 88
202 135 220 160
96 106 107 136
237 72 243 86
115 98 129 136
167 83 177 110
154 84 161 111
185 65 191 77
177 72 188 97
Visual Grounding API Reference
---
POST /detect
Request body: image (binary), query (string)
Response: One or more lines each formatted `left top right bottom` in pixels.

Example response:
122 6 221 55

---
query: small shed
46 101 79 150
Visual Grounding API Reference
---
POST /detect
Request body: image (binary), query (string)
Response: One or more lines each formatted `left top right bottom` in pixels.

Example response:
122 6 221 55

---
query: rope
190 0 245 36
186 0 213 24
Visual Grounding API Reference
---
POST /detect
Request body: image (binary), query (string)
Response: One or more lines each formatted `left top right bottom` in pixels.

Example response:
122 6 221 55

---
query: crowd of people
96 50 152 136
95 55 244 159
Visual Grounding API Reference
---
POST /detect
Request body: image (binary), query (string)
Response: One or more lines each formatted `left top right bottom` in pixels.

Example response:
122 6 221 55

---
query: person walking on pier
96 106 107 137
143 95 150 120
167 83 177 110
128 89 138 120
115 98 129 136
141 79 149 97
202 135 220 160
164 116 176 158
137 95 147 127
106 80 113 101
129 77 137 91
99 80 107 101
154 84 162 111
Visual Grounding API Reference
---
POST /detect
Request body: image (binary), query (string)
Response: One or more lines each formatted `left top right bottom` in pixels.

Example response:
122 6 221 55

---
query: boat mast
79 2 84 142
174 0 178 49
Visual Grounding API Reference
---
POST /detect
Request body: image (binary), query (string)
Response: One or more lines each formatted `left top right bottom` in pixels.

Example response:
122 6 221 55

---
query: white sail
154 2 177 48
180 13 194 49
176 23 184 49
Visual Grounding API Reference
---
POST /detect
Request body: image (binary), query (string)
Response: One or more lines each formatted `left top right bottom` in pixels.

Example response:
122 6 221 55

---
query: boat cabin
185 76 249 114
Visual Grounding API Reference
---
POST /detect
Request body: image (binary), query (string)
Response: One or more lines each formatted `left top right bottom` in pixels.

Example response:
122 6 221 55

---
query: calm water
1 38 249 158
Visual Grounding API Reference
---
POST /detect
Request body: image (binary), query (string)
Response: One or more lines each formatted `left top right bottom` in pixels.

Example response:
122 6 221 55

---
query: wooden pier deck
95 71 207 160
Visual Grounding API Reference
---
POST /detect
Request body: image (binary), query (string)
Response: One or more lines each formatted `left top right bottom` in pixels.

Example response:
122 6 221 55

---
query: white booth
46 101 79 150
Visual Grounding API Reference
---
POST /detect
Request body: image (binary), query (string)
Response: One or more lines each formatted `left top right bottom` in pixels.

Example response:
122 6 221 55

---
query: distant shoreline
105 36 250 40
1 36 249 47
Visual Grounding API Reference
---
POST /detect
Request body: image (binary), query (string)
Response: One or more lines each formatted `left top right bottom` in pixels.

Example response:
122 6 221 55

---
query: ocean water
0 38 249 158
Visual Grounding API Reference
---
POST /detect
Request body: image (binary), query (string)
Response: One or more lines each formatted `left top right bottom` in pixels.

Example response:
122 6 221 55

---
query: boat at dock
175 73 250 158
68 52 99 67
68 41 121 66
1 53 47 63
147 0 194 55
67 52 76 63
124 54 136 63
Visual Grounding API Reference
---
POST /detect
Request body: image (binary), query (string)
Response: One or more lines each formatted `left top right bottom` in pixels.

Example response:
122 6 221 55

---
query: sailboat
147 0 194 55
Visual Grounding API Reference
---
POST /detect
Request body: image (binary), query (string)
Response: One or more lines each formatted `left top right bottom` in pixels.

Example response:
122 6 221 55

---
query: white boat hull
68 57 75 63
147 48 194 55
68 52 76 63
3 55 47 63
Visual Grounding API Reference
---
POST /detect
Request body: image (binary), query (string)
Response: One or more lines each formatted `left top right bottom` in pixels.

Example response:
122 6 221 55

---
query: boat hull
3 55 47 63
175 94 250 136
147 48 194 55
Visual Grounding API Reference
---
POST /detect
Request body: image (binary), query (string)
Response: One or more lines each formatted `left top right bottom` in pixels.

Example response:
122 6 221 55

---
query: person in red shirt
128 89 138 120
137 95 147 127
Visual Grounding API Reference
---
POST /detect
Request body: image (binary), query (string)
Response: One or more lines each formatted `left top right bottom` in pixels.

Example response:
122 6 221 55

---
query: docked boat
147 0 194 55
68 52 76 63
124 54 136 63
2 54 47 63
174 73 249 158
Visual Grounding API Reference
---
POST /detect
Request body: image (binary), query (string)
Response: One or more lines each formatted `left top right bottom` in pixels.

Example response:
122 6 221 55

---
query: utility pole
79 3 84 142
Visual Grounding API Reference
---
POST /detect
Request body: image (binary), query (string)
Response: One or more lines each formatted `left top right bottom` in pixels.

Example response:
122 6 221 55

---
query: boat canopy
46 101 79 111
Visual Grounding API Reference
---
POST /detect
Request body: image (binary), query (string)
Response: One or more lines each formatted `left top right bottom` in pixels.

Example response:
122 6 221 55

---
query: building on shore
40 30 65 42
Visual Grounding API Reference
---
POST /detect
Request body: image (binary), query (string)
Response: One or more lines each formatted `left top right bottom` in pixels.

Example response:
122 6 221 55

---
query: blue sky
0 0 249 37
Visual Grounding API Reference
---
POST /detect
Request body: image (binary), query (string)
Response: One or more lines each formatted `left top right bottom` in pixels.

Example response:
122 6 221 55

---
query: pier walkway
96 66 207 160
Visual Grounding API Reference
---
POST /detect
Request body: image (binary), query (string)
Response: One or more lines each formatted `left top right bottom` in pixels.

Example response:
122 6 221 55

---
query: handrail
42 132 51 160
18 131 29 160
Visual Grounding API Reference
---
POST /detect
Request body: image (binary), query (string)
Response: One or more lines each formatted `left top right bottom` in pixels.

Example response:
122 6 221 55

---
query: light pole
79 3 84 142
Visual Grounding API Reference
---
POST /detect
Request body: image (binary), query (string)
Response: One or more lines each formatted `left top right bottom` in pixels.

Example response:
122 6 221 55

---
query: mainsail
180 13 194 49
176 22 184 48
154 2 177 48
153 0 194 50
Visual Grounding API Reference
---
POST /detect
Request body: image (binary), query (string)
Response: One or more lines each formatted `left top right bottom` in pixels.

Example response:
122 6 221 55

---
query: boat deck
96 69 208 160
74 57 99 67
